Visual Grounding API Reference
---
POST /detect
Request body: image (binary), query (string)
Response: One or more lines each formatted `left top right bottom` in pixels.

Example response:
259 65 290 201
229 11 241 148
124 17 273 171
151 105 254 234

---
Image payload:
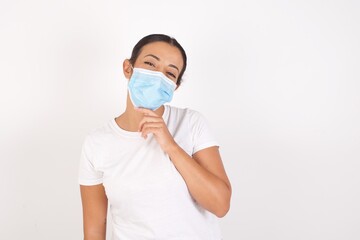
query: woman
79 34 232 240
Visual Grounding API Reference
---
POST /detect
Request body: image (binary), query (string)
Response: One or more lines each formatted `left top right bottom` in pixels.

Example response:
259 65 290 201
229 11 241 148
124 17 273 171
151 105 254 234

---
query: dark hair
129 34 187 86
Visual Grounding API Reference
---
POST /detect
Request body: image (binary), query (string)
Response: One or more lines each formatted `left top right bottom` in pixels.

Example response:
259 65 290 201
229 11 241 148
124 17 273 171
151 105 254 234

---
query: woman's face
132 41 184 84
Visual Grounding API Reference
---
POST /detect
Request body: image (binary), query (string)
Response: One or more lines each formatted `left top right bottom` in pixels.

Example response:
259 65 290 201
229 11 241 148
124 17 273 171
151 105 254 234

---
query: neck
115 94 165 132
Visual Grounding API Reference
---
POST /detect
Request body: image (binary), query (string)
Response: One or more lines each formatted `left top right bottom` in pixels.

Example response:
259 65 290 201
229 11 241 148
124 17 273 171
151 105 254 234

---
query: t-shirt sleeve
189 110 220 155
78 134 103 186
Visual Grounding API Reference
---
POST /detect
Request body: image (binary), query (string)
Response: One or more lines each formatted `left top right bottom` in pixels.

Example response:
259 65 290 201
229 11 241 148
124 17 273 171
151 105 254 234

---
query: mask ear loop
130 64 134 71
126 64 134 83
128 64 134 77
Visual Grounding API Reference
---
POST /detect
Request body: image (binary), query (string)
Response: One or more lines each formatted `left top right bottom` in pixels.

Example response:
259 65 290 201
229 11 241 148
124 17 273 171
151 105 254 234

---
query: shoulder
166 104 205 119
165 105 210 128
82 120 114 147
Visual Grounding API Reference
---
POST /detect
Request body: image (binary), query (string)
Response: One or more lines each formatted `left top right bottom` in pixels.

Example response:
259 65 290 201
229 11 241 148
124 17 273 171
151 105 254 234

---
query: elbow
214 188 231 218
215 201 230 218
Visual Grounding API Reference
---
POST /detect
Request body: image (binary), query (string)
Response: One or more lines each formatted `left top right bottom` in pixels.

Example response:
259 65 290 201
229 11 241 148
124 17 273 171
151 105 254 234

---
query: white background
1 0 359 239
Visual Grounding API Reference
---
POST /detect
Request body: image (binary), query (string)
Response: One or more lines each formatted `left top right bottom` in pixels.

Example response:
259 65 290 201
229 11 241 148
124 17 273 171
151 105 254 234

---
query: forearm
167 144 231 217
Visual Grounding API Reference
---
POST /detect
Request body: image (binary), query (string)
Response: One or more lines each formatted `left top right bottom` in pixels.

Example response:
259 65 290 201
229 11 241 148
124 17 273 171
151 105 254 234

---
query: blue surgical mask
128 67 177 110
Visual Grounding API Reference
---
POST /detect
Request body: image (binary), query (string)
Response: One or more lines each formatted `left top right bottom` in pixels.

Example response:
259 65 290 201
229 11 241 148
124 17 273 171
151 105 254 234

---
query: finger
140 123 163 135
141 126 161 138
140 122 163 132
134 107 158 117
138 116 163 131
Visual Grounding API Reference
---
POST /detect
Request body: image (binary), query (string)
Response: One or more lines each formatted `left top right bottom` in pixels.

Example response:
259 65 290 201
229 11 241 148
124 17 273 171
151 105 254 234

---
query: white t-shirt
78 104 223 240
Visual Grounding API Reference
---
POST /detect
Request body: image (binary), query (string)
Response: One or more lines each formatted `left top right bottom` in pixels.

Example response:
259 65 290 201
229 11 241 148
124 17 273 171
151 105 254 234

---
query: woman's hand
135 107 177 153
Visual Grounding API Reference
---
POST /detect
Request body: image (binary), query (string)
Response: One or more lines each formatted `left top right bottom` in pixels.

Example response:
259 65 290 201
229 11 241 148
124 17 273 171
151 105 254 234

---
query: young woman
79 34 232 240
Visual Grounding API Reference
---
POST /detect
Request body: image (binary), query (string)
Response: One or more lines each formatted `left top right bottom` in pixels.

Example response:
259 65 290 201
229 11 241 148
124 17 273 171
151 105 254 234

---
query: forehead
138 41 184 70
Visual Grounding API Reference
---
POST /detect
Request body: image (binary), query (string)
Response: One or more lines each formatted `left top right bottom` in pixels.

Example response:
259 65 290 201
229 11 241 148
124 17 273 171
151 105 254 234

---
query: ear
123 59 133 80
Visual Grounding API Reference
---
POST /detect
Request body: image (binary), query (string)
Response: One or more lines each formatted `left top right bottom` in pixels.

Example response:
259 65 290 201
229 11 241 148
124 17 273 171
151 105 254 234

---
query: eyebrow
144 54 180 73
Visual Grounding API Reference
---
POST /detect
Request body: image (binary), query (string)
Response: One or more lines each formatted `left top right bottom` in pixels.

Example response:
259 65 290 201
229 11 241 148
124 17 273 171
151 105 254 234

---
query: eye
167 72 177 79
144 61 156 67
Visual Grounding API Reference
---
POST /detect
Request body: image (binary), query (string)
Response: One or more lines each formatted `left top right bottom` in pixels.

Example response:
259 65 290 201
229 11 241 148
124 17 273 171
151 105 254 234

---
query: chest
100 135 191 210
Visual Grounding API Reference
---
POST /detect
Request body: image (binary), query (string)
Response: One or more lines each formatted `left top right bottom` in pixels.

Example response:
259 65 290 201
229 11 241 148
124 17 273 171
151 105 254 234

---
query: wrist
164 140 181 156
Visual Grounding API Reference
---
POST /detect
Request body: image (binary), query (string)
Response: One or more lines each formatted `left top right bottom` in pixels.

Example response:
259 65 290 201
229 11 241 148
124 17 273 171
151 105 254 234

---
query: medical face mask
128 67 177 111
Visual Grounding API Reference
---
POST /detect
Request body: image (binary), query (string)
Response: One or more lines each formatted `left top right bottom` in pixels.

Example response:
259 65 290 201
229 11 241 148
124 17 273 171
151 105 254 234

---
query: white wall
1 0 359 239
